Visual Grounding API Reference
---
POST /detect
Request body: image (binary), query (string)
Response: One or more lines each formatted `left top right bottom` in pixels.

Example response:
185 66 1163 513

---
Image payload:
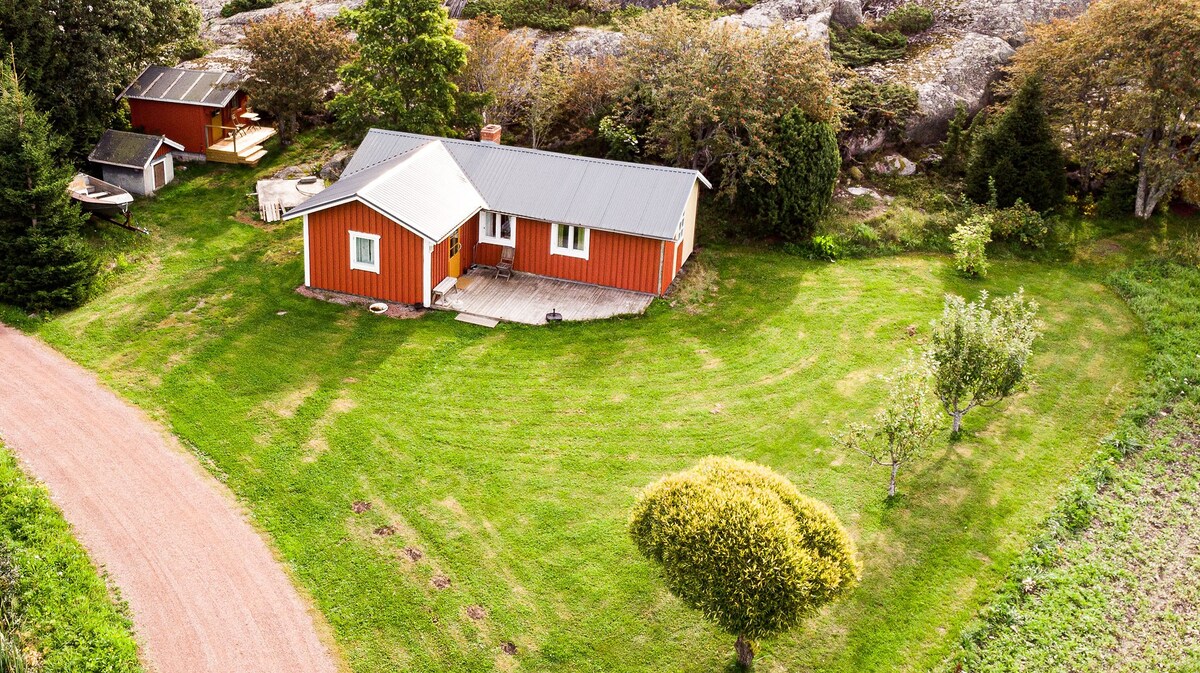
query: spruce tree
0 55 96 311
741 108 840 241
965 77 1066 212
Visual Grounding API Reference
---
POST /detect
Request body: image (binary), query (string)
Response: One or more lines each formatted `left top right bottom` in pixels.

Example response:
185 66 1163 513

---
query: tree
614 6 837 197
1007 0 1200 217
629 457 861 669
739 108 840 241
455 14 535 129
0 0 200 158
965 77 1066 212
328 0 469 139
837 362 942 497
241 11 353 147
924 290 1043 434
0 55 96 311
524 41 569 150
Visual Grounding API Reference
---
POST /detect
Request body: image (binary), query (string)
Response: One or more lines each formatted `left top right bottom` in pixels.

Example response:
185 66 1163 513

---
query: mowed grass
10 158 1147 672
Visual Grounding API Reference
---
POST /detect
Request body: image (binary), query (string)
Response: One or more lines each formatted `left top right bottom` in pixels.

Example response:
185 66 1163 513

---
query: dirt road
0 325 340 673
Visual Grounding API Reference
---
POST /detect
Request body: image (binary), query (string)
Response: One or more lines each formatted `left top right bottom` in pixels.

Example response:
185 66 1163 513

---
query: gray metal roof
313 129 710 241
118 66 242 108
88 130 183 169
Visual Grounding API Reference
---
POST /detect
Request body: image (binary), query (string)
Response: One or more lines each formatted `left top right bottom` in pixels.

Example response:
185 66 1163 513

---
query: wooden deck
436 269 654 325
206 125 276 165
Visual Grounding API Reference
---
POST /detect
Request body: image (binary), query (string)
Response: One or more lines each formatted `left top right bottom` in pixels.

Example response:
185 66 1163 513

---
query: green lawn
4 155 1149 672
0 445 142 672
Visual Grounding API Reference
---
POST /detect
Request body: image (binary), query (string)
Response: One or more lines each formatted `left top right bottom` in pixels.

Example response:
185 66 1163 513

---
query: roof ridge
366 128 707 180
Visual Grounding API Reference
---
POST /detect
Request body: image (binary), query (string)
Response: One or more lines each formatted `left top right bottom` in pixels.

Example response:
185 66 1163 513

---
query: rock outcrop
715 0 833 42
861 31 1015 145
954 0 1091 45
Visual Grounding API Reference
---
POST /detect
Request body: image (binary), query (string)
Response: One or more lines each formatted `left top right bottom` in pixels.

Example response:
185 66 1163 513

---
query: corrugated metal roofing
118 66 242 107
333 129 710 240
88 130 182 169
287 142 488 242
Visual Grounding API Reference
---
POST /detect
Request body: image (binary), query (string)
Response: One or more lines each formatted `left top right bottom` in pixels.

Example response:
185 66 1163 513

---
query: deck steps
454 313 499 328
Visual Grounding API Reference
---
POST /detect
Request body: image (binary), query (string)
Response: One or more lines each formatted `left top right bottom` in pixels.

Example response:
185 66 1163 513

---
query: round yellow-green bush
629 457 861 658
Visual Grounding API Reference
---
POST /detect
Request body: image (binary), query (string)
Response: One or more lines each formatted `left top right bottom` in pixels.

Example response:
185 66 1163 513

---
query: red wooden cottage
285 127 709 308
117 66 275 165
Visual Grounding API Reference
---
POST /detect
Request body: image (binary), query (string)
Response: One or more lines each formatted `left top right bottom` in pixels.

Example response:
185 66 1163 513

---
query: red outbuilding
118 66 275 165
286 127 709 309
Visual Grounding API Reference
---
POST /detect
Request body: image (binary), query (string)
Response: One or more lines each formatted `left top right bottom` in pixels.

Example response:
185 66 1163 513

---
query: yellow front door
448 229 462 277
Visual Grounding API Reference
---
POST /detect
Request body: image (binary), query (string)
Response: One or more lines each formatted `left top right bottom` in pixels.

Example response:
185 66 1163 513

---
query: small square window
349 231 381 273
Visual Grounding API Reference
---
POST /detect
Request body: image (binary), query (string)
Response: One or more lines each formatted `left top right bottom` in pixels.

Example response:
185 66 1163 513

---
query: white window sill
480 237 515 247
550 247 589 260
350 262 380 274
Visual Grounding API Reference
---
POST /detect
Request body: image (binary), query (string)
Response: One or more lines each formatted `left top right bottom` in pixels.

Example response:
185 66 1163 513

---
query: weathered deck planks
439 269 653 325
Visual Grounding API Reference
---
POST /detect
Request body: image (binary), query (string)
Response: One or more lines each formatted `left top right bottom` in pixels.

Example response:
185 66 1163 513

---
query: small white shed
88 130 184 197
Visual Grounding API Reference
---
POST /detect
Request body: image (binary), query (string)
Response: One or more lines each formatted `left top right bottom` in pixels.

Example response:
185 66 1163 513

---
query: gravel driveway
0 325 340 673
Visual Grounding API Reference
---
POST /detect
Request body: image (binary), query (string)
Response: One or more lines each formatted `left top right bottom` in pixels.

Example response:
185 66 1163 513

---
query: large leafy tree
1007 0 1200 218
0 0 200 158
455 14 534 129
739 108 840 241
629 457 860 669
965 77 1067 212
924 290 1043 434
242 10 354 147
329 0 472 139
614 6 837 197
0 56 96 311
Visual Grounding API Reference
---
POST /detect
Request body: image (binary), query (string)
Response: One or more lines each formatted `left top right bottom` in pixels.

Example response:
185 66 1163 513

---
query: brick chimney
480 124 502 144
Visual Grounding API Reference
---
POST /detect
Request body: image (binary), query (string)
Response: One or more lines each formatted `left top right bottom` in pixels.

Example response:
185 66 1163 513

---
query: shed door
153 160 166 189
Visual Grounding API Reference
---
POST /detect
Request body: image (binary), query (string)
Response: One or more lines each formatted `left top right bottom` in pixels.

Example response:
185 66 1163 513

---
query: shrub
219 0 274 17
462 0 593 30
741 108 840 241
965 77 1067 212
991 199 1050 248
879 3 934 35
830 24 908 67
629 456 861 668
837 77 918 158
810 234 843 261
940 103 974 175
1151 232 1200 267
950 215 992 278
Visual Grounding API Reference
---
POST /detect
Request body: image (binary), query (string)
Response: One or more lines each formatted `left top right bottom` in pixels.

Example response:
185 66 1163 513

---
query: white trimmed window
479 211 516 245
349 231 381 273
550 223 588 259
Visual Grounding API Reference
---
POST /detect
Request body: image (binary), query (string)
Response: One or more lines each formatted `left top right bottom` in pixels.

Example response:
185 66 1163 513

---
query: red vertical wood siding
128 100 216 154
468 216 670 295
307 201 426 304
431 238 450 289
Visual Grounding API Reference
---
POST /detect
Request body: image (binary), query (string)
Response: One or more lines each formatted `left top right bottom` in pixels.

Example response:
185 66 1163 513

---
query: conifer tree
741 107 840 241
965 78 1066 212
0 54 96 311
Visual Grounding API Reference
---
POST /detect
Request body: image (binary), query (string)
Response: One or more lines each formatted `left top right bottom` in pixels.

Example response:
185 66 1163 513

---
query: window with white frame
550 223 588 259
349 231 381 273
479 211 516 245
